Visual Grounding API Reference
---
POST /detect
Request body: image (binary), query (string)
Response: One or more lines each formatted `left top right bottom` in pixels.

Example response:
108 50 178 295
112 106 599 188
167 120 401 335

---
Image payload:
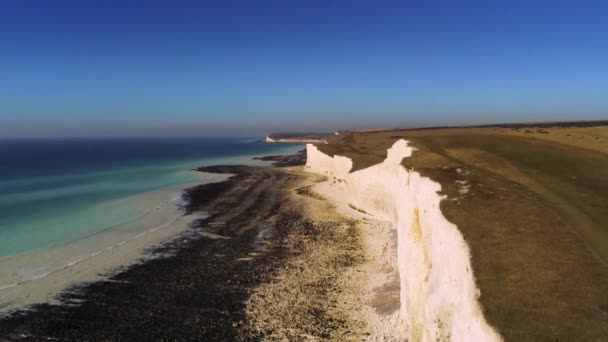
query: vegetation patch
295 185 324 200
348 203 368 214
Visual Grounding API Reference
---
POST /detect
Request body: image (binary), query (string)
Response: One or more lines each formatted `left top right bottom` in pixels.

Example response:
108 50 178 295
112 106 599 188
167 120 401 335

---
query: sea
0 138 302 259
0 137 305 311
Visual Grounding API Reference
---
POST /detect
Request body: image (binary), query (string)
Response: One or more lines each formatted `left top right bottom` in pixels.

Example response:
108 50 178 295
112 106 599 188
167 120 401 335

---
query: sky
0 0 607 137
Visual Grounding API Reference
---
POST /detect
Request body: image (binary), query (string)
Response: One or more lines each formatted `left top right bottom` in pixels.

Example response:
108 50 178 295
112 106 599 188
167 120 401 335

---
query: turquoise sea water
0 138 302 258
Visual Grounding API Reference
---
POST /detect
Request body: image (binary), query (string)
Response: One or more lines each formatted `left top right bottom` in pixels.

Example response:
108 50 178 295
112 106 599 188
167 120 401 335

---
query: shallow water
0 138 301 258
0 138 302 312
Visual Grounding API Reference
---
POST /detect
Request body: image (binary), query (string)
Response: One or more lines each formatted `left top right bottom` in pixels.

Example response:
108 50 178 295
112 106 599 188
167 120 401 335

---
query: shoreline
1 149 372 340
0 147 304 316
0 172 228 315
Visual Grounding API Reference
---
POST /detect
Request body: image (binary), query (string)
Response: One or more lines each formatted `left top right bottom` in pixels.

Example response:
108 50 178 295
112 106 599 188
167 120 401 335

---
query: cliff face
306 140 501 342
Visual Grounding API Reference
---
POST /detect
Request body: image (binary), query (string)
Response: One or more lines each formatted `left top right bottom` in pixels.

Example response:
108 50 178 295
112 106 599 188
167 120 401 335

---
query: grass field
318 123 608 341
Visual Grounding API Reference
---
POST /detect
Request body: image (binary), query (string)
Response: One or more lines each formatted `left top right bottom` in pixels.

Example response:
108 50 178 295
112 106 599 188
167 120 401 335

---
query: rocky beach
0 151 373 341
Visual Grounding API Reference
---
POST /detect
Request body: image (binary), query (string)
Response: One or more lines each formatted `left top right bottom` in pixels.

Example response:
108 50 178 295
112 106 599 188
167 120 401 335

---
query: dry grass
502 125 608 153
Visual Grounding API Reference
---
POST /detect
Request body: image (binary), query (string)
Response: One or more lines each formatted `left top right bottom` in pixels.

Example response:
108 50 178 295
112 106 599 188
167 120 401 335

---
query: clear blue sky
1 0 607 137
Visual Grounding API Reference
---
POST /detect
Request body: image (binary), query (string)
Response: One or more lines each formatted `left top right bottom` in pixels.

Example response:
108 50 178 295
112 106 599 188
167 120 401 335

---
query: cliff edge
306 140 501 342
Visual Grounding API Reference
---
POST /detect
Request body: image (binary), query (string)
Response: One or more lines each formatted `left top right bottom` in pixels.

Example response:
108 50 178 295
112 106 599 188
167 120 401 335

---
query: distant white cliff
305 140 501 342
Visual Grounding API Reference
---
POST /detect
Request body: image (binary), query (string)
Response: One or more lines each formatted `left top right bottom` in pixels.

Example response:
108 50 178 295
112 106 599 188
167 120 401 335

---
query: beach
0 140 304 311
0 172 228 314
0 150 376 340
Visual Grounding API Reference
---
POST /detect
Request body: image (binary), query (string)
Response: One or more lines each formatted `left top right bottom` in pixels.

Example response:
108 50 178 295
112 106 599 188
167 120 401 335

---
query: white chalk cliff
306 140 501 342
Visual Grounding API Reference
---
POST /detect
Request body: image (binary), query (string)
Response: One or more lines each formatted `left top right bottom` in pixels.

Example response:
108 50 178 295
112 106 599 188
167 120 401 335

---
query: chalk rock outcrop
306 140 501 342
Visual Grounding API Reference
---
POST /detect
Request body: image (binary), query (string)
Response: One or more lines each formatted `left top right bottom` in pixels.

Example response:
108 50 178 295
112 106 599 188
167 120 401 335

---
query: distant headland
264 132 333 143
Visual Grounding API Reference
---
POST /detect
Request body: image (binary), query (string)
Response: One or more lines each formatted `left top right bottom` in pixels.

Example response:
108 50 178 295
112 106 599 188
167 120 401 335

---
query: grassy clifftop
317 123 608 341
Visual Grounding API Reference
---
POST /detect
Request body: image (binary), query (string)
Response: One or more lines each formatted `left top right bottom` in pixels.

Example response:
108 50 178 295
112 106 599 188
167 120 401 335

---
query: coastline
306 140 500 341
4 125 604 340
0 171 230 314
0 149 372 340
312 124 608 340
0 145 304 315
